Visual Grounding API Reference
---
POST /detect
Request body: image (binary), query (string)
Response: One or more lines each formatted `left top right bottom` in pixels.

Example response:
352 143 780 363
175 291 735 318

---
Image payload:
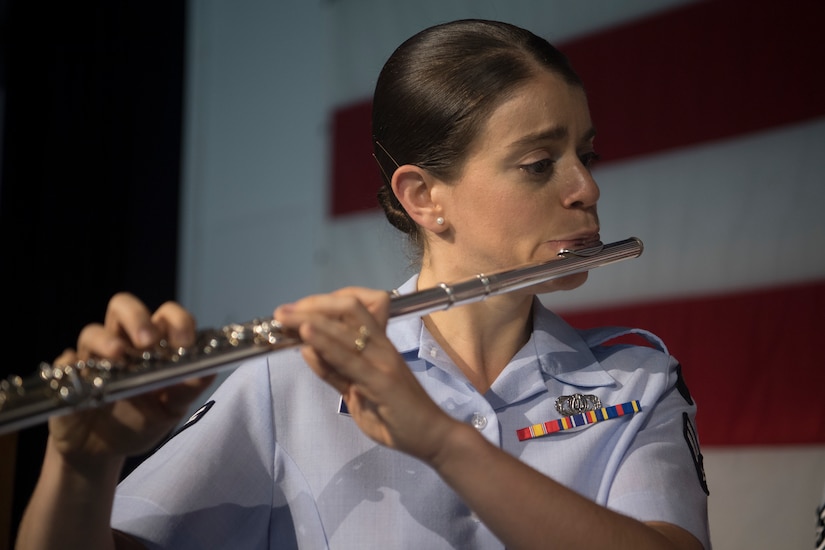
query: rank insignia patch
147 400 215 456
675 364 694 405
181 400 215 431
683 412 709 495
338 395 350 416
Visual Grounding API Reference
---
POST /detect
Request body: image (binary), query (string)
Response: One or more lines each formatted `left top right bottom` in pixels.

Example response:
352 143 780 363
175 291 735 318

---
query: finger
273 292 392 389
103 292 158 349
151 301 197 348
329 287 392 325
275 294 360 325
297 314 360 360
295 315 388 387
76 324 130 361
274 290 384 331
299 346 353 395
53 348 79 366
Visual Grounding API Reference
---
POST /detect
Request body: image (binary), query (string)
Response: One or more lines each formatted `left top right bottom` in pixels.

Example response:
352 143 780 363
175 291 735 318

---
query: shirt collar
385 275 617 393
529 298 616 387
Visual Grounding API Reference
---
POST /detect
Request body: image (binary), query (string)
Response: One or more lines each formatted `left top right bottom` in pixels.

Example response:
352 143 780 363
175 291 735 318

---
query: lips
549 232 602 254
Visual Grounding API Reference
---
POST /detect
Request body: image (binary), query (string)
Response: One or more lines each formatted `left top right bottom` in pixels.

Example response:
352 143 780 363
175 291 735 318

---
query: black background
0 1 185 545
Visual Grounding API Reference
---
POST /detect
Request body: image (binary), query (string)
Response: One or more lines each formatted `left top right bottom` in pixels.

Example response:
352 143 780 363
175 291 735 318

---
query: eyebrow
510 125 597 149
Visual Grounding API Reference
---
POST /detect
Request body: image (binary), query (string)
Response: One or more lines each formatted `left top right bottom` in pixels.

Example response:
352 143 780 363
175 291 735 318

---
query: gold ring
354 325 370 352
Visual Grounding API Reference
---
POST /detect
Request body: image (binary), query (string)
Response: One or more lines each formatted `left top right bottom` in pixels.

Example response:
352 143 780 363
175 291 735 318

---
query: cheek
464 196 534 238
450 173 554 233
484 185 543 217
499 193 551 230
463 197 547 248
451 188 508 226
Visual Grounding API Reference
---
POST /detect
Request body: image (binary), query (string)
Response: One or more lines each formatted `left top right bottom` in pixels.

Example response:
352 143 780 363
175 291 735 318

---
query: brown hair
372 19 582 256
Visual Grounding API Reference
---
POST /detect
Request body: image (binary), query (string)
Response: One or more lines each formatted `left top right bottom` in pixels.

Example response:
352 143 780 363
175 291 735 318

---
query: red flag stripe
329 101 374 217
561 0 825 164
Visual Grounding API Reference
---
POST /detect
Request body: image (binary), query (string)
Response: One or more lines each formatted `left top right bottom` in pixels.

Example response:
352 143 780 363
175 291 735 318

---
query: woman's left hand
273 287 458 463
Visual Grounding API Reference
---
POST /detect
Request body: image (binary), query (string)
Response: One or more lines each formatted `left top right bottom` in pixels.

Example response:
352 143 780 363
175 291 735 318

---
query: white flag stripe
704 446 825 549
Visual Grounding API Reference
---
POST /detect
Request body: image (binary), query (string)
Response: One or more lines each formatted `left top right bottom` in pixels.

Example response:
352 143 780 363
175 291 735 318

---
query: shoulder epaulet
578 326 669 355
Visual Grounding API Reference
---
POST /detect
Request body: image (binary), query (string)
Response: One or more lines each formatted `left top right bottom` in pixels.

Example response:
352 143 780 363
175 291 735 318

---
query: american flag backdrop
321 1 825 547
328 0 825 448
180 1 825 548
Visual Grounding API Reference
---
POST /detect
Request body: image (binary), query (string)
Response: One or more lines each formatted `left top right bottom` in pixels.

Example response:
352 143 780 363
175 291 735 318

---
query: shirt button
470 413 487 430
429 348 438 358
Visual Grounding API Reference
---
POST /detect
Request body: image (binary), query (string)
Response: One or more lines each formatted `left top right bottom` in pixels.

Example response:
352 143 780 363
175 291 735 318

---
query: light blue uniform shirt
112 278 711 549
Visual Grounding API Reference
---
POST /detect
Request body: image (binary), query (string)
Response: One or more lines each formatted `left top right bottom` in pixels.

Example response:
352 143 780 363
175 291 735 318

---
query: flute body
0 237 642 435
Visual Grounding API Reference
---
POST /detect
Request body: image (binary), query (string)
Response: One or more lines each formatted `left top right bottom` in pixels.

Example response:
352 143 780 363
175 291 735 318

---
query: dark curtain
0 1 185 545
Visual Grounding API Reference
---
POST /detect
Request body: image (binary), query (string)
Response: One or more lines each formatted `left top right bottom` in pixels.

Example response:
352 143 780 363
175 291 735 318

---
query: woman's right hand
47 292 216 469
16 293 217 550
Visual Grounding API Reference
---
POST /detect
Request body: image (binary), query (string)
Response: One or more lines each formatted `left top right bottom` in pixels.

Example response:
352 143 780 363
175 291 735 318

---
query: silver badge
555 393 602 416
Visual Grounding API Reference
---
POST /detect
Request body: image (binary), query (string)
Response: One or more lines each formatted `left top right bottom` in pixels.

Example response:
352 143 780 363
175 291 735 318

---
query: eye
579 151 601 169
519 158 554 177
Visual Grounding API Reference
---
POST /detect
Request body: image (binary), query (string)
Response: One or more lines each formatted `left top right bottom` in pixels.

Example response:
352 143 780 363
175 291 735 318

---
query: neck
421 292 534 393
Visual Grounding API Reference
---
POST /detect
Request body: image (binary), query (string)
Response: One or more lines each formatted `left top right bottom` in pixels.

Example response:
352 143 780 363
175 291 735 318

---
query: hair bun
377 186 416 235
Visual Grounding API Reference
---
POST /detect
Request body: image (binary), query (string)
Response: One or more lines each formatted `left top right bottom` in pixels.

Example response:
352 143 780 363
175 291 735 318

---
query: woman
17 19 710 549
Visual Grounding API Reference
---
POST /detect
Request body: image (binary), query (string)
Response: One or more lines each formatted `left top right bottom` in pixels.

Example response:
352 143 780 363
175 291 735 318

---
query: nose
562 163 600 209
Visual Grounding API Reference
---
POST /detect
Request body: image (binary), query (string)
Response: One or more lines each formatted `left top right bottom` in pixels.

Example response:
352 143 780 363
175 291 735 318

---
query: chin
532 272 589 294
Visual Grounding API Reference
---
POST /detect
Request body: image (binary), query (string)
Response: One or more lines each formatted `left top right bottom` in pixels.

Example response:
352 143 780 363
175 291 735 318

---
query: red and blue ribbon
517 400 641 441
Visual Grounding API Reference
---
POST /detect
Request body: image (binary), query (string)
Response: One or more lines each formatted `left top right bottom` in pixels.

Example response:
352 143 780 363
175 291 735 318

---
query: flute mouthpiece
557 242 605 257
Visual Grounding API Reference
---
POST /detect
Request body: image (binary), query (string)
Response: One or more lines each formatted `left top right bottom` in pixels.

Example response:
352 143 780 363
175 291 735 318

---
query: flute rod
0 237 642 435
389 236 643 319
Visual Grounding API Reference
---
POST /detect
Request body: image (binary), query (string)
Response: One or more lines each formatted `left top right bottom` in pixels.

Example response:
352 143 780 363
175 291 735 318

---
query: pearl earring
436 217 445 225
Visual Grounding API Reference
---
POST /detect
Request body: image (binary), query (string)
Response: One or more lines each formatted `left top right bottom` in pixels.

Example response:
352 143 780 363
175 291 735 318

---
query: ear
391 165 446 232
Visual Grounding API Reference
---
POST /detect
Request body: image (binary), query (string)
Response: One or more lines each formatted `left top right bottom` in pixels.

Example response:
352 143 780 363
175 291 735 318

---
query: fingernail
137 328 155 347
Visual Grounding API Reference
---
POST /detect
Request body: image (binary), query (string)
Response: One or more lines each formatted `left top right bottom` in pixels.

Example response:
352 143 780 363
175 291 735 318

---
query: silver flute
0 237 642 435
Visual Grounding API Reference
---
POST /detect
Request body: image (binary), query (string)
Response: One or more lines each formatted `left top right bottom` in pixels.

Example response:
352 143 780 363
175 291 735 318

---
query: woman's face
429 70 601 292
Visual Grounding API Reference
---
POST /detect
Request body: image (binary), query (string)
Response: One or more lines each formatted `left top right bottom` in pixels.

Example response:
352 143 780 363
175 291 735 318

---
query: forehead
471 71 592 153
